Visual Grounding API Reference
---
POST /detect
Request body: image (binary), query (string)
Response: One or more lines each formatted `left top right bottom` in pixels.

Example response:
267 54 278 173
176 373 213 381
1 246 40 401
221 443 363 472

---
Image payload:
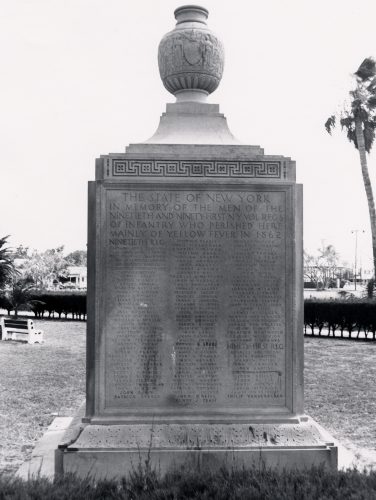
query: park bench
0 318 44 344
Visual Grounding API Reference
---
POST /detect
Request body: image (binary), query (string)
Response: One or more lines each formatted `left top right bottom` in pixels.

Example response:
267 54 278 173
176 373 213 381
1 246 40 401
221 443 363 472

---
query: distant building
303 264 353 289
64 266 87 289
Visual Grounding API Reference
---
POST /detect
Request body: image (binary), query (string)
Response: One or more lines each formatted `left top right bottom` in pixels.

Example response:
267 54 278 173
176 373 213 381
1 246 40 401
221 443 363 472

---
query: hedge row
1 293 374 333
304 299 376 339
0 291 86 320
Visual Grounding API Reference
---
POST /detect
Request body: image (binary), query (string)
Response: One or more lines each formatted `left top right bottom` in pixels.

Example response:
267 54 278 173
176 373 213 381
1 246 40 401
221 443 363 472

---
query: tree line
0 236 87 317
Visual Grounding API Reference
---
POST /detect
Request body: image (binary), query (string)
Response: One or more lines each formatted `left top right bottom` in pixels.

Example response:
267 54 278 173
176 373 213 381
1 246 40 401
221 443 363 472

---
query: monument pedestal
57 5 338 478
57 409 337 478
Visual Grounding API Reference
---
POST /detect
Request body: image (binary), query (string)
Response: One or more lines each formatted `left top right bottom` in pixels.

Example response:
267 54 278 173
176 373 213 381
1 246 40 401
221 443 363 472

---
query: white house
65 266 87 289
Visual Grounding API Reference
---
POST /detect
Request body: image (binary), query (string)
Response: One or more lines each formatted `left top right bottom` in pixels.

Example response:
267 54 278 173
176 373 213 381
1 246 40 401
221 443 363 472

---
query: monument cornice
96 155 295 181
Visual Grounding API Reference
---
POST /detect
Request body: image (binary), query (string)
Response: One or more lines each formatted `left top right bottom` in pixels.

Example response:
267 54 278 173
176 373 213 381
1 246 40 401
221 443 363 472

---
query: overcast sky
1 0 376 269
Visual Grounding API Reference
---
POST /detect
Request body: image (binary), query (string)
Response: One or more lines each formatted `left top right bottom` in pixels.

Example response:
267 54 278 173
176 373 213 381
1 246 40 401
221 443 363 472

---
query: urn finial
158 5 224 102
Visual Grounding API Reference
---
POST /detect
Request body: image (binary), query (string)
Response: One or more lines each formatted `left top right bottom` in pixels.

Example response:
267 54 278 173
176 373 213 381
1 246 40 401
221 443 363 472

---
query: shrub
304 299 376 340
0 291 86 321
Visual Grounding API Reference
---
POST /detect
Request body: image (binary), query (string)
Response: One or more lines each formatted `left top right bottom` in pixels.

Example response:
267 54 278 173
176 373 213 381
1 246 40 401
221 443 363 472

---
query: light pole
351 230 365 290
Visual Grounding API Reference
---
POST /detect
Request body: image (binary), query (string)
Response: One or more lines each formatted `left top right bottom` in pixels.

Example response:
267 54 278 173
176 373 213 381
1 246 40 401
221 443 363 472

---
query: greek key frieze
111 160 282 178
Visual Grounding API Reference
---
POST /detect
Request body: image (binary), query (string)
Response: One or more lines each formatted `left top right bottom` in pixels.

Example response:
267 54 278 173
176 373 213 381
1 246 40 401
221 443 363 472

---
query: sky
1 0 376 270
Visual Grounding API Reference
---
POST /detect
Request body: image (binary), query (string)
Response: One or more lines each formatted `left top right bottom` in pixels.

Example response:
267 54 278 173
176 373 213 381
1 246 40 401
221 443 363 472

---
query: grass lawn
1 321 376 475
304 336 376 468
0 320 85 475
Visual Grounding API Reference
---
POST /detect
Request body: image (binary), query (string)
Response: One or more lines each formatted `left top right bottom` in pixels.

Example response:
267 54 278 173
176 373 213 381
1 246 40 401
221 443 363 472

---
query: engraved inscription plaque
101 185 293 412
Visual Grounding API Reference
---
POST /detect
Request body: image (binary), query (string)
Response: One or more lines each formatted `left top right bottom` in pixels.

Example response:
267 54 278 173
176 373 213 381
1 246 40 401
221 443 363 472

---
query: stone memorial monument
57 5 338 477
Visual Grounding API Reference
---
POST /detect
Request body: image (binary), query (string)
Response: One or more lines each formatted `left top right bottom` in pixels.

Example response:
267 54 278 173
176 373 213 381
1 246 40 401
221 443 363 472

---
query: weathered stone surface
68 420 331 449
158 6 224 98
94 185 297 416
59 416 337 478
144 102 240 144
96 153 295 181
61 448 338 479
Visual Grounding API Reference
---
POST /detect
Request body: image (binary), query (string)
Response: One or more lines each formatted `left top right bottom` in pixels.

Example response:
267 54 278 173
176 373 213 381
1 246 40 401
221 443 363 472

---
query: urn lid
174 5 208 25
158 5 224 102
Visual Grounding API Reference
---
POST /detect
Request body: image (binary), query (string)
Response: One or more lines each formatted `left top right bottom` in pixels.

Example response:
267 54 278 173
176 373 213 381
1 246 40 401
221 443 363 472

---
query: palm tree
0 235 16 289
6 278 38 318
325 57 376 279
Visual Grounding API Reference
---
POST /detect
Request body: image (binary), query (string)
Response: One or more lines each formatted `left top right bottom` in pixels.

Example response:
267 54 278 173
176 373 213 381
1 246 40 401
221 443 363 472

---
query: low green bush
1 467 376 499
304 299 376 339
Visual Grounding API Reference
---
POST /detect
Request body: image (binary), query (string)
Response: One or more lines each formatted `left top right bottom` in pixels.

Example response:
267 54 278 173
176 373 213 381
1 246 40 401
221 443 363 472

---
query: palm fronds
324 115 336 134
355 57 376 81
0 235 17 289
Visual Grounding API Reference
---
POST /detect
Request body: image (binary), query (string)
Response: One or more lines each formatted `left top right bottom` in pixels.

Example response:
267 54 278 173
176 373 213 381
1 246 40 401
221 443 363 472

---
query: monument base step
56 415 338 478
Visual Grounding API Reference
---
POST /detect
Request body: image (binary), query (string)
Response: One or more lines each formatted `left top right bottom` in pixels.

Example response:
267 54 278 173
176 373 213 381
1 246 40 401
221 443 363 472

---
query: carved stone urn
158 5 224 102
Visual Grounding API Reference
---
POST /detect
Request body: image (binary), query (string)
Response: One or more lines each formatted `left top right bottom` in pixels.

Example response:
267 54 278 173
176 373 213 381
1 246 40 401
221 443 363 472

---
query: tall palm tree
0 235 16 289
325 57 376 279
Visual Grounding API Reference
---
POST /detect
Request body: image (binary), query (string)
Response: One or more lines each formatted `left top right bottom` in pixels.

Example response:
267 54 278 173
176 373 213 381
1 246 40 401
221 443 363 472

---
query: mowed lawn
0 320 86 475
304 336 376 468
1 321 376 475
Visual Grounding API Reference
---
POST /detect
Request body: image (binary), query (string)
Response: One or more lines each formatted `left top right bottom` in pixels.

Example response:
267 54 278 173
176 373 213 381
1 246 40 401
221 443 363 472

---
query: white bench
0 318 44 344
